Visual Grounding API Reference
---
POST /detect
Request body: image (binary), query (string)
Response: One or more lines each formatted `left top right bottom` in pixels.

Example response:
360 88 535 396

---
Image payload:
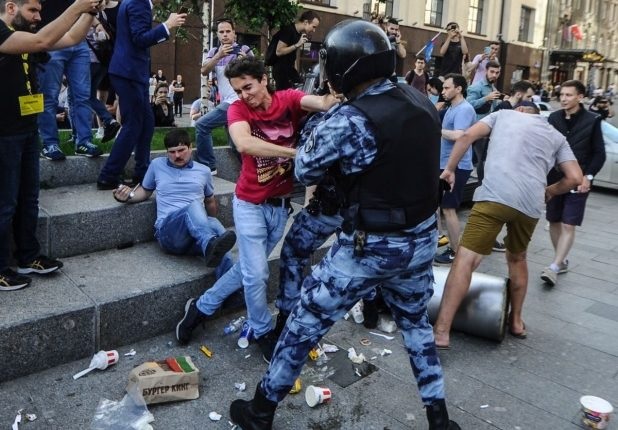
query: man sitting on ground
112 129 236 276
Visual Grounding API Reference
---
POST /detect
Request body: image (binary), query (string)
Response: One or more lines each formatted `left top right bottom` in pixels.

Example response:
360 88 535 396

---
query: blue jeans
261 215 445 405
0 132 41 270
194 102 229 170
277 209 342 314
99 74 153 183
38 42 92 149
196 196 289 337
155 200 233 279
89 62 114 126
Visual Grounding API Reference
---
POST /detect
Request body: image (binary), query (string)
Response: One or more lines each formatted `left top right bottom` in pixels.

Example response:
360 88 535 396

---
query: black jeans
173 94 183 116
0 131 41 269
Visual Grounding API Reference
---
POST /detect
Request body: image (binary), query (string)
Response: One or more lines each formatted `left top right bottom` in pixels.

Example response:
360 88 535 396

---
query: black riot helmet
320 19 395 95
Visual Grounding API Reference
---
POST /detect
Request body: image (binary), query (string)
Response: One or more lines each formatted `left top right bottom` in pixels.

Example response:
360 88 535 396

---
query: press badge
19 93 44 116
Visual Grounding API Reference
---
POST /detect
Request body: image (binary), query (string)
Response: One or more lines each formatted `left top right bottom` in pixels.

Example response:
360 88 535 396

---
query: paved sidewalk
1 189 617 429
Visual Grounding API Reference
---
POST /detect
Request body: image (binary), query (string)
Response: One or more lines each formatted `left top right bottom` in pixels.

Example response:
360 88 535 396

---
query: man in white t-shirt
432 103 582 349
194 18 253 174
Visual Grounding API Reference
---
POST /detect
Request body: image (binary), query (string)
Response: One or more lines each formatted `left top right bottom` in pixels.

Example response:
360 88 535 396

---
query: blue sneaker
75 142 103 158
41 144 66 161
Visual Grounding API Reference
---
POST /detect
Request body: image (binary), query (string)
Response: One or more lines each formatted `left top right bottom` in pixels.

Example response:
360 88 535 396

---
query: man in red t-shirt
176 57 338 363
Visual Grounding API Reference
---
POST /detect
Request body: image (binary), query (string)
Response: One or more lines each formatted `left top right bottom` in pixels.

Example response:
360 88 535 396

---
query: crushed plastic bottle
223 316 246 335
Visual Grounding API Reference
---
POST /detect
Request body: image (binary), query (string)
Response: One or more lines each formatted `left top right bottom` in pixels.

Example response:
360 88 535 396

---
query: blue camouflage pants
276 209 342 314
262 214 445 405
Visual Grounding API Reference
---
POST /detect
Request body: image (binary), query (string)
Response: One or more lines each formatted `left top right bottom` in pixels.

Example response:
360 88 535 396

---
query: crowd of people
1 3 613 429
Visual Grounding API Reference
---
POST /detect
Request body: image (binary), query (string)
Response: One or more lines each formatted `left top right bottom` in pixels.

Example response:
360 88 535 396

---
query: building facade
150 0 570 100
545 0 618 93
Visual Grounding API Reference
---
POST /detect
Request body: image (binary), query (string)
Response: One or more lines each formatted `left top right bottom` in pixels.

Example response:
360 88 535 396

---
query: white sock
549 263 560 272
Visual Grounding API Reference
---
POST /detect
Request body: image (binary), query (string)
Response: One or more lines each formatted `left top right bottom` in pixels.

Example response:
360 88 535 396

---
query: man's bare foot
508 315 527 339
433 329 451 350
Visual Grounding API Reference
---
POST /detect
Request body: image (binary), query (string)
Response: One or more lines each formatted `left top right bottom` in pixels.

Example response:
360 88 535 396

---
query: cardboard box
127 356 200 404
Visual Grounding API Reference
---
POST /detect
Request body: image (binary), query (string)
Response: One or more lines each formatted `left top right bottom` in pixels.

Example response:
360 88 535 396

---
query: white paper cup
305 385 332 407
104 350 119 367
580 395 613 429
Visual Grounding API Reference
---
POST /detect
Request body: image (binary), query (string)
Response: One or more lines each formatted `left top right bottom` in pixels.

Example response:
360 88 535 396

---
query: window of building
365 1 394 20
467 0 484 34
424 0 443 27
384 0 394 17
518 6 534 42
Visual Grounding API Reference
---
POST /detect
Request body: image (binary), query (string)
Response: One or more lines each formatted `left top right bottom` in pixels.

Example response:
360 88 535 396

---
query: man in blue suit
97 0 186 189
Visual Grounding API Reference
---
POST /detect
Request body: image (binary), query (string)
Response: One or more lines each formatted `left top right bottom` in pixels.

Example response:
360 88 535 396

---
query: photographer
438 22 468 76
589 95 614 120
194 18 252 175
151 82 175 127
270 10 320 90
1 0 103 290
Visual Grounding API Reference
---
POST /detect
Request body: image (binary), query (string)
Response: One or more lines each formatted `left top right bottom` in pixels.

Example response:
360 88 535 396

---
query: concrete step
1 205 331 383
36 177 236 259
40 147 241 189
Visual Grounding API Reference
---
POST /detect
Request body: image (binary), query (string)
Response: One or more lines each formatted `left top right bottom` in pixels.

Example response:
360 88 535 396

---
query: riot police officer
230 20 460 430
274 112 343 335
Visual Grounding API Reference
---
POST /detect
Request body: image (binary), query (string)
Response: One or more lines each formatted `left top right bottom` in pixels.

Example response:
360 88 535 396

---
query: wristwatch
585 174 594 181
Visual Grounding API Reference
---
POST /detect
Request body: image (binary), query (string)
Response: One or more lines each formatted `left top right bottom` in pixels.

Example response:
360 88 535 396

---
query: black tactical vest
340 84 441 233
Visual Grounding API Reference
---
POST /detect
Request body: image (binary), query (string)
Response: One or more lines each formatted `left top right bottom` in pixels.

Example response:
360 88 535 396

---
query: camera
447 25 458 31
497 93 506 100
231 45 242 55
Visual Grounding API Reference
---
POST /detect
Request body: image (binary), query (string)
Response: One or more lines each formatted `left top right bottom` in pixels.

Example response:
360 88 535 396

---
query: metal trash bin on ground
428 266 510 342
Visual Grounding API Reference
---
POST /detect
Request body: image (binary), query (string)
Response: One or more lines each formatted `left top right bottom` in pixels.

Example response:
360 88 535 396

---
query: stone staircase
1 147 324 383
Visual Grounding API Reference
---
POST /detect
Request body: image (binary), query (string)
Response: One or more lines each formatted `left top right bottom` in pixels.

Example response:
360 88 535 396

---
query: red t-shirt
228 89 306 204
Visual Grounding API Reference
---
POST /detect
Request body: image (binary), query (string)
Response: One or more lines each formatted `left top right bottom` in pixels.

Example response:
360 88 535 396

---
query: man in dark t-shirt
0 0 101 290
271 10 320 90
405 57 429 95
438 22 468 77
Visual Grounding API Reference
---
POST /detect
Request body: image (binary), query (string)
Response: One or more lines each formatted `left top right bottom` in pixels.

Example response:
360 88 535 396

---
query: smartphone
498 93 506 100
231 45 242 55
484 46 491 56
178 6 188 14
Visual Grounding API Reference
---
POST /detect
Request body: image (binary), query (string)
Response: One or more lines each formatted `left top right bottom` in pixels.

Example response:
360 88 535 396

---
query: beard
12 12 38 33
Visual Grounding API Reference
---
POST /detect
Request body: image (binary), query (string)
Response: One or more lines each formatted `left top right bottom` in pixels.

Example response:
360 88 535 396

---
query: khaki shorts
460 201 538 255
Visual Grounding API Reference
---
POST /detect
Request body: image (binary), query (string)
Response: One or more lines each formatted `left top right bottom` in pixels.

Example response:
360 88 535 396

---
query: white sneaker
540 267 558 286
95 127 104 139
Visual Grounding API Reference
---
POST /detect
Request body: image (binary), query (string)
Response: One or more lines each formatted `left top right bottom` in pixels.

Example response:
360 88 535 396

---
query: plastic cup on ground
237 321 254 349
73 350 119 380
305 385 332 408
580 395 613 429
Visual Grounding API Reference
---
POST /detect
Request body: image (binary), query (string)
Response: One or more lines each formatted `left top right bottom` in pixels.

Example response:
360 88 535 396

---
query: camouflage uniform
261 80 445 405
276 112 342 314
276 208 341 314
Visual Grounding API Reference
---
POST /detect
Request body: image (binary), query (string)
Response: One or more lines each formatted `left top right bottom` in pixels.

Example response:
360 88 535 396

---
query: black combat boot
256 330 279 364
273 311 289 338
426 399 461 430
175 298 207 345
230 385 278 430
362 298 379 329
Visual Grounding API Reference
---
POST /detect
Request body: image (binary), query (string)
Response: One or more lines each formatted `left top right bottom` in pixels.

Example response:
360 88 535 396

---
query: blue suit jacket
109 0 169 84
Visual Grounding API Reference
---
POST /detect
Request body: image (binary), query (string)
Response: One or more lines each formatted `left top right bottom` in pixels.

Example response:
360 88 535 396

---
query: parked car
535 101 552 117
594 121 618 190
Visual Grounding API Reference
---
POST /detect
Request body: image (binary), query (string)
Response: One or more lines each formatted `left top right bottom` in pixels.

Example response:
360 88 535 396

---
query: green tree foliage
223 0 301 36
153 0 201 41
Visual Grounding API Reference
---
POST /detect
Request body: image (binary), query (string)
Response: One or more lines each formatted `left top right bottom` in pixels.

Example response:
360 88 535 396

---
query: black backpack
264 32 280 66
